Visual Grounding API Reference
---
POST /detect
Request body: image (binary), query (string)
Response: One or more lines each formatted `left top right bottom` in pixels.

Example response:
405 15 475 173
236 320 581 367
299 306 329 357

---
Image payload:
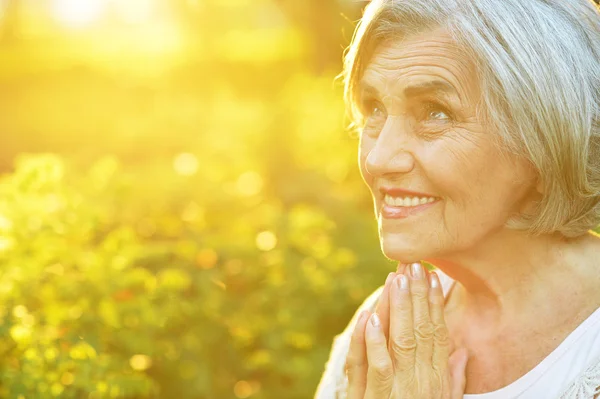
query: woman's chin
380 234 428 263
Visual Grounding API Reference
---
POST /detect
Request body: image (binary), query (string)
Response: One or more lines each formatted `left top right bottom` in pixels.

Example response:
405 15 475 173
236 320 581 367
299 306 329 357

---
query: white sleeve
558 354 600 398
314 286 385 399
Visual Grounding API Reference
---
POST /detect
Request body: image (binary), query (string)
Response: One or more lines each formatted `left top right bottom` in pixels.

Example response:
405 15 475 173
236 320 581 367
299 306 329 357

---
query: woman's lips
381 200 438 219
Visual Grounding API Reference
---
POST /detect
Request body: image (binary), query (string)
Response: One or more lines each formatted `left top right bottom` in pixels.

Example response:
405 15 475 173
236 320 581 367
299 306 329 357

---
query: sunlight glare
112 0 156 25
52 0 106 28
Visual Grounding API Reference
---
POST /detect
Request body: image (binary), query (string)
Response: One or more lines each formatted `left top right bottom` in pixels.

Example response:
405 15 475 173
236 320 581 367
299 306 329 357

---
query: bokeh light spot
51 382 65 397
196 248 218 269
0 237 15 252
256 231 277 251
9 325 32 343
129 354 153 371
233 380 253 398
96 382 108 393
12 305 28 318
236 171 263 196
45 348 59 361
0 214 13 232
181 202 203 222
61 372 75 386
173 153 199 176
69 342 97 360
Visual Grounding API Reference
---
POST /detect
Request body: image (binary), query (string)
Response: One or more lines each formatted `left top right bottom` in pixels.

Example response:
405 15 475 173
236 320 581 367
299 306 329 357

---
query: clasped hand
345 263 469 399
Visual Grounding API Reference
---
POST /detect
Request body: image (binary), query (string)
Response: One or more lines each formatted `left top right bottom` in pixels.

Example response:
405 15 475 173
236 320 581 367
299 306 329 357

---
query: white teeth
384 194 437 207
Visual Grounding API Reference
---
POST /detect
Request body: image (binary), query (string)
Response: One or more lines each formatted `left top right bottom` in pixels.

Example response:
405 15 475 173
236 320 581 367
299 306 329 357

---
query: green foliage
0 2 389 397
2 2 600 398
0 135 387 398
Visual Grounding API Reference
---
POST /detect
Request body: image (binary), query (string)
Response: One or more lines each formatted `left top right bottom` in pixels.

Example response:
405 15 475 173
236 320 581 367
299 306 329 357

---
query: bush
0 146 387 398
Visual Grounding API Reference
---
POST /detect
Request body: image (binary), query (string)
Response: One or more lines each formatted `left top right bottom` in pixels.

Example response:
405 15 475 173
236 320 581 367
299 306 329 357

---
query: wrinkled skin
357 32 537 263
346 29 539 398
346 263 469 399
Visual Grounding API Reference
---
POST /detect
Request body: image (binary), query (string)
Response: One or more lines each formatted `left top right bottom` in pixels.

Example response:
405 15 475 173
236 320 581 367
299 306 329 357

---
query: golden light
112 0 156 25
236 171 264 197
51 0 107 28
173 153 199 176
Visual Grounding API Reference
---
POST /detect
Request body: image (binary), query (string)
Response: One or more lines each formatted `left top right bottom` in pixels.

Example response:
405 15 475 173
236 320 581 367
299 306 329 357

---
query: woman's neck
425 230 600 329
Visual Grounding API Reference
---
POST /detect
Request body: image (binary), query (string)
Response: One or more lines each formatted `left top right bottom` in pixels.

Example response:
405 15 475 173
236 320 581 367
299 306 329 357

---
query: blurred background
0 1 394 398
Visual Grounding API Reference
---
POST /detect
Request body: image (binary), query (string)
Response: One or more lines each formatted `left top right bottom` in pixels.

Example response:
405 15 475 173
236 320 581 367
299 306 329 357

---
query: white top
314 270 600 399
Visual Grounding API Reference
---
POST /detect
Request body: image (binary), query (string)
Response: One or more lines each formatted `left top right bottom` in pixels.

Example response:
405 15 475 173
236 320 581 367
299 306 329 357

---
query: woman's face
358 31 538 262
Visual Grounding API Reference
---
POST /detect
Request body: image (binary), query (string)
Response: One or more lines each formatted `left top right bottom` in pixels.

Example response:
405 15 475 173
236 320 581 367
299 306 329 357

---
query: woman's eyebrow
358 81 378 97
359 79 459 99
403 80 458 99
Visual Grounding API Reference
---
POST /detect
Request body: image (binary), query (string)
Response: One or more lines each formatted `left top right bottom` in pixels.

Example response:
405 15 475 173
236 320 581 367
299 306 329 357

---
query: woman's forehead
360 33 478 101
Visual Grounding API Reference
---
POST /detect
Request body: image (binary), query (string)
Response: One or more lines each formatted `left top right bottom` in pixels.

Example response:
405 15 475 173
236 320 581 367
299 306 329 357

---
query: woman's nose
364 117 415 177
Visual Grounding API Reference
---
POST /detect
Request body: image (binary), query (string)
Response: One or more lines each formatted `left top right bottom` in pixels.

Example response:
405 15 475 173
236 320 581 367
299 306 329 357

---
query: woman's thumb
448 347 469 399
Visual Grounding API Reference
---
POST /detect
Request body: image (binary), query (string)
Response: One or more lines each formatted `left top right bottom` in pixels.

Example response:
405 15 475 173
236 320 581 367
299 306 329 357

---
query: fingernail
370 313 381 328
397 274 409 290
411 262 423 280
359 310 369 323
385 272 395 287
430 272 440 288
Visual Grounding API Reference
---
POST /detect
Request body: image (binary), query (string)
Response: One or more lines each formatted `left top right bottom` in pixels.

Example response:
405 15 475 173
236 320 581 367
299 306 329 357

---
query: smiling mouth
380 194 440 219
383 194 437 207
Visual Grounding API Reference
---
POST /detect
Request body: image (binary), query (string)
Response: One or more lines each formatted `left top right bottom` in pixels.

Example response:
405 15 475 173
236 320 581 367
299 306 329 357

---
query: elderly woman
314 0 600 398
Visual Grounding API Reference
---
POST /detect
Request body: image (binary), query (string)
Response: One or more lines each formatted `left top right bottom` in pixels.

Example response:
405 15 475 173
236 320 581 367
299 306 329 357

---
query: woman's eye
429 109 449 120
371 104 384 117
360 99 385 119
423 103 452 122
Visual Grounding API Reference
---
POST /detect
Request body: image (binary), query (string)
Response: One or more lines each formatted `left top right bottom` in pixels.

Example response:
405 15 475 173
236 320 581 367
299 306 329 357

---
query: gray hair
343 0 600 237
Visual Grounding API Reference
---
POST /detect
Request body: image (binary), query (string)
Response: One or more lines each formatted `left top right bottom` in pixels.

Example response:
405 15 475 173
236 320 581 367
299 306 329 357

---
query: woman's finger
396 263 407 276
389 273 416 373
376 272 396 344
376 264 406 343
408 262 435 366
345 310 370 399
364 313 394 399
429 272 451 370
